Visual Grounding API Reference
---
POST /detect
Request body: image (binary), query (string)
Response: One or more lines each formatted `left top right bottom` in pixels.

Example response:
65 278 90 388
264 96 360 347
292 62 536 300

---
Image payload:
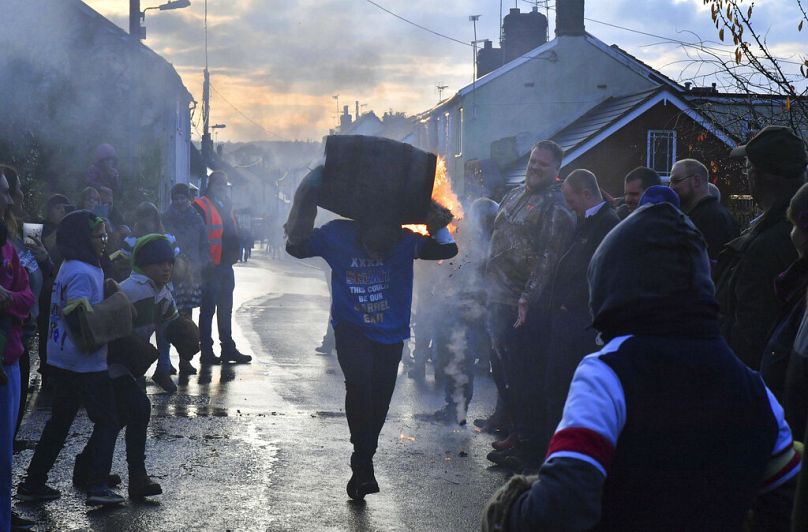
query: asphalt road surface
13 252 508 531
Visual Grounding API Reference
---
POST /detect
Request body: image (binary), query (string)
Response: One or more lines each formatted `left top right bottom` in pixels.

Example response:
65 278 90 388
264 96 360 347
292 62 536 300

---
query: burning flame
404 157 464 235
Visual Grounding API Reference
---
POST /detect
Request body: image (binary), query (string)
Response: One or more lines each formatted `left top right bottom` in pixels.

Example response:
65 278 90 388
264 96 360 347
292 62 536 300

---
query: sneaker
221 349 252 364
11 512 35 530
16 482 61 502
151 371 177 394
128 471 162 499
86 486 125 506
179 359 197 375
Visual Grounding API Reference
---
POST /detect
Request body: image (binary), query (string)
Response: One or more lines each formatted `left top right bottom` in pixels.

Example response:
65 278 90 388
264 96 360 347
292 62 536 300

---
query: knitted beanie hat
132 234 174 273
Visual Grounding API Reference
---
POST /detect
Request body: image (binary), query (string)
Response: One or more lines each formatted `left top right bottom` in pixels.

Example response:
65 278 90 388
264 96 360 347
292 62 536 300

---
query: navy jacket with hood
507 203 800 532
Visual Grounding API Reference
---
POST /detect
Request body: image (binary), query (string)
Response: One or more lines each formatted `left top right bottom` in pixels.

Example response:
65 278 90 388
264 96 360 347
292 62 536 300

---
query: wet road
13 253 508 531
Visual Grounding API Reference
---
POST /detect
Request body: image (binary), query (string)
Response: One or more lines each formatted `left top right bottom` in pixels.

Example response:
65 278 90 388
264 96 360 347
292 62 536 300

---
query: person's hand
25 236 49 263
513 298 528 329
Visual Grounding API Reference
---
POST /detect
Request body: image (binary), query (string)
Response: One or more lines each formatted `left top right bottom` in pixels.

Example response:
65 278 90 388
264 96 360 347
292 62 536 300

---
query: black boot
346 457 379 500
128 471 162 499
221 348 252 364
200 349 221 365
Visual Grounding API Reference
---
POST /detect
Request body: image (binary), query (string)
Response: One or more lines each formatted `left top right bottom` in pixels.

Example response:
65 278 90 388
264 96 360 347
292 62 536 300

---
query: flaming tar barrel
319 135 437 225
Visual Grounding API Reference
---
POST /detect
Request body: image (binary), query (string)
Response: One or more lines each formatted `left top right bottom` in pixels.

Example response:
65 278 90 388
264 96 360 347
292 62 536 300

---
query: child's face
91 224 108 259
142 261 174 287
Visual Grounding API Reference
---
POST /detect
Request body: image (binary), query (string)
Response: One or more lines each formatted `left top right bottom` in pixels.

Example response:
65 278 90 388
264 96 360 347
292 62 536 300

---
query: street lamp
130 0 191 40
211 123 226 143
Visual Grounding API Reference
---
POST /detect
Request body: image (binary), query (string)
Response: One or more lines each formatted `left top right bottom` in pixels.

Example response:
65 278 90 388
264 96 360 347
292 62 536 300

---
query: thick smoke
0 0 190 206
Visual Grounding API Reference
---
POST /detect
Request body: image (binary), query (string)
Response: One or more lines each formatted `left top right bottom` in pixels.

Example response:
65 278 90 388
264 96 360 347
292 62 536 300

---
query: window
647 130 677 178
454 107 463 157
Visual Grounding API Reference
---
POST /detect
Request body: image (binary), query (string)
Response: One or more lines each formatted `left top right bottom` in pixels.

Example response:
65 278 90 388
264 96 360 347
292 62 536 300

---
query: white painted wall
423 34 664 184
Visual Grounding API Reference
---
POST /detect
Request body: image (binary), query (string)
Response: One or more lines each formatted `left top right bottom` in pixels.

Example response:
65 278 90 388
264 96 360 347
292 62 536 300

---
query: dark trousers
16 348 29 435
488 303 544 446
334 324 403 464
112 376 151 474
199 263 236 353
26 367 119 486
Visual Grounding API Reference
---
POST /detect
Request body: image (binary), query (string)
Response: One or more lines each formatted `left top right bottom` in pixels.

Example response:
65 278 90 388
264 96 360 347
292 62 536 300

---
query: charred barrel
319 135 437 225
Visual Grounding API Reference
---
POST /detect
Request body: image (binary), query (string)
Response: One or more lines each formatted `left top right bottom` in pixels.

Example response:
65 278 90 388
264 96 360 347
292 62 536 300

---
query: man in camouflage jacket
486 140 576 471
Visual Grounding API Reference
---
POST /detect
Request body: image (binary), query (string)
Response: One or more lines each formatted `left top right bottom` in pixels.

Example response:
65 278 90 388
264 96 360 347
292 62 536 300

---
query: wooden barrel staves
319 135 437 225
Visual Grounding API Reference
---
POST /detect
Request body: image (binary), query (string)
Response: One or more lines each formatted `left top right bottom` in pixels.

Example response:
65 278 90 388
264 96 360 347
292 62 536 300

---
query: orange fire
404 157 464 235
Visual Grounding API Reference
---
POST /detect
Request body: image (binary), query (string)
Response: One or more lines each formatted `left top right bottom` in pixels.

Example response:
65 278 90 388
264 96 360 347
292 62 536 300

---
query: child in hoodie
105 234 181 499
17 210 125 507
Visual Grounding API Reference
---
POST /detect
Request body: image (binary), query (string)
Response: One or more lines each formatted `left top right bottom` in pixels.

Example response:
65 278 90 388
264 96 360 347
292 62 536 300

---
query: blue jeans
25 368 120 488
1 362 20 531
199 264 236 353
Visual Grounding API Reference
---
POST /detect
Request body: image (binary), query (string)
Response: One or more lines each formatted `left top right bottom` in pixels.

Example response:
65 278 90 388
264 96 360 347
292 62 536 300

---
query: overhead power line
364 0 472 47
209 83 289 141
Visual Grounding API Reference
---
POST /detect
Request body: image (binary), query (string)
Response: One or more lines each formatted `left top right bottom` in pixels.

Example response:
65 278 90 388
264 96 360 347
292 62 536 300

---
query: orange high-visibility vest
194 196 225 265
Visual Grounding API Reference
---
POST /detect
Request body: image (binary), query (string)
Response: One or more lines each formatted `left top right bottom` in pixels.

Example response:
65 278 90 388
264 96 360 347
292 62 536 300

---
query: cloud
83 0 806 142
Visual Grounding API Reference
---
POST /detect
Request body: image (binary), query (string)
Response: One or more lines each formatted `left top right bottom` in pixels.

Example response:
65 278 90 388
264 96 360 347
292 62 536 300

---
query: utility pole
499 0 503 46
200 0 212 191
469 15 481 81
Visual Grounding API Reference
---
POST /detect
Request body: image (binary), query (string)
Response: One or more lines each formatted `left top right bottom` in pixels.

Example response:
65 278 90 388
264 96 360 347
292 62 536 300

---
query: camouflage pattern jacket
487 183 575 308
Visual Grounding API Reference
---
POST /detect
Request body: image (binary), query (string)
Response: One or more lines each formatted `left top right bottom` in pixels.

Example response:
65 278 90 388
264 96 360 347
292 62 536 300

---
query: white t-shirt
47 260 108 373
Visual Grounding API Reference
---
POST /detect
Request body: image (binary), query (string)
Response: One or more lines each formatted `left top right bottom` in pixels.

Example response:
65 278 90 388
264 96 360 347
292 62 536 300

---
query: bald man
669 159 738 260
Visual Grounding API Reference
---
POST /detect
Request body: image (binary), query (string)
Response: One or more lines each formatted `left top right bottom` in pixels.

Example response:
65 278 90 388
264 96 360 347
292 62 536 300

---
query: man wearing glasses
669 158 738 261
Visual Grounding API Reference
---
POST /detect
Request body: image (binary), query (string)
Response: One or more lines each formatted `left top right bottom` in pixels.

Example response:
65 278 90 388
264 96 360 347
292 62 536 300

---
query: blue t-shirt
302 220 427 344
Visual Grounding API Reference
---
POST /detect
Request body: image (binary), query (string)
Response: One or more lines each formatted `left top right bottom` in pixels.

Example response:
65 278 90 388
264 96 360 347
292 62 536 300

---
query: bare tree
701 0 808 128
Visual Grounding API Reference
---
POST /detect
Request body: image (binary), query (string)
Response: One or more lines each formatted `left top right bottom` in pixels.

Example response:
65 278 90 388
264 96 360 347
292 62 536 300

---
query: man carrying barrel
285 161 458 501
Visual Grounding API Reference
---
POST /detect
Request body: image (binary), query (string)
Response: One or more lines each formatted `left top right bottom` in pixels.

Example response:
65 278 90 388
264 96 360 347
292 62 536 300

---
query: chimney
355 100 360 119
555 0 585 37
339 105 352 129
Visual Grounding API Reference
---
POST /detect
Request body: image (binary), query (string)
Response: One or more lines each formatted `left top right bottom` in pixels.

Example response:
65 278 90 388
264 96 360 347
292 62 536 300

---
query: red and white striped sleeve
544 336 630 477
759 385 801 493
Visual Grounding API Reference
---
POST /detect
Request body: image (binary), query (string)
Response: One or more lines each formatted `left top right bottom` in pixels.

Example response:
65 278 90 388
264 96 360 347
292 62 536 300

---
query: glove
425 200 454 236
481 474 536 532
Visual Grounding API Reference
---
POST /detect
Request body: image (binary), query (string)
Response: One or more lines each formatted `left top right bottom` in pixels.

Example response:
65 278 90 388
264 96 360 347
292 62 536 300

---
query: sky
83 0 807 143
